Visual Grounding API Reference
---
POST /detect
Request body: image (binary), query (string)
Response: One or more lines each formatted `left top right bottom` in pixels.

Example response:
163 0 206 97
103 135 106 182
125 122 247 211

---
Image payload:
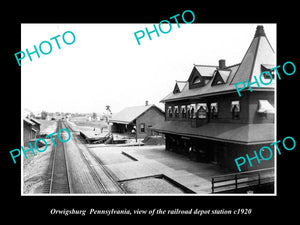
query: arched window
187 105 191 119
190 108 194 118
168 106 173 118
210 102 218 118
197 103 208 119
231 101 240 119
190 104 196 118
174 106 179 118
198 106 207 118
180 105 187 118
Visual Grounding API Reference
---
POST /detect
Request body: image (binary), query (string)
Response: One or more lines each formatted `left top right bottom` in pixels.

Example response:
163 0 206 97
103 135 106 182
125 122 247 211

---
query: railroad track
63 120 126 194
44 120 71 194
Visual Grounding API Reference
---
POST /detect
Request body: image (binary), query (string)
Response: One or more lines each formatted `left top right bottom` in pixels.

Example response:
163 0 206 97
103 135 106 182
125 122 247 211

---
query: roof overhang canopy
257 100 275 114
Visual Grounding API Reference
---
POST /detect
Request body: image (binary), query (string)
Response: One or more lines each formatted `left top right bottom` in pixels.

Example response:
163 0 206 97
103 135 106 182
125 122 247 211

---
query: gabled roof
173 81 187 94
218 70 231 83
187 65 217 84
194 65 217 77
24 118 35 125
211 69 231 85
30 118 41 125
161 63 240 102
161 25 275 103
110 104 164 124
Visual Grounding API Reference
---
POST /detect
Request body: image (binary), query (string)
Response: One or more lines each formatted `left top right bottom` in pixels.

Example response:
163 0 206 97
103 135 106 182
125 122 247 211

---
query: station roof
161 25 275 103
110 104 164 124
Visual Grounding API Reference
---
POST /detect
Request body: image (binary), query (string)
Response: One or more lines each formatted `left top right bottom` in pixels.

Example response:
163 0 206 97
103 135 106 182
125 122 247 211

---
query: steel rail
49 120 71 194
63 120 125 194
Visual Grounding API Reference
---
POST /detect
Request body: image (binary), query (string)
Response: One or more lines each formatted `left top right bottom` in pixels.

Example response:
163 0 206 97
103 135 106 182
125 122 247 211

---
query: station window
174 106 179 118
140 123 145 133
210 102 218 118
180 105 187 118
231 100 240 119
197 103 208 118
167 106 173 118
190 104 196 118
186 105 191 118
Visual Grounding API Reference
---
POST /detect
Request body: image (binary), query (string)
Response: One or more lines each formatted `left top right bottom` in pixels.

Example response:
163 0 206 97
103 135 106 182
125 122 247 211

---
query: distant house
110 102 165 139
30 118 41 134
23 118 41 143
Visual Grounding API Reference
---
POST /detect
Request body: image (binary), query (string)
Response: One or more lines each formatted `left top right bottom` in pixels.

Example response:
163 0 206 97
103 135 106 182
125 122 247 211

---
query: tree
106 105 112 114
41 111 48 120
92 112 97 120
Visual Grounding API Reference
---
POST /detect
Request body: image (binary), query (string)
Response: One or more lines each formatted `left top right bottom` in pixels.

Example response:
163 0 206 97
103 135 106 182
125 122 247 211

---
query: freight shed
23 118 41 144
110 102 164 140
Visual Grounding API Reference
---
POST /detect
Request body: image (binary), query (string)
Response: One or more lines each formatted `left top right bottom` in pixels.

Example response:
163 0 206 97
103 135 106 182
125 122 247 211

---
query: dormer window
188 65 215 89
173 81 186 94
189 75 204 89
192 76 201 84
211 70 231 86
173 87 180 94
261 64 275 79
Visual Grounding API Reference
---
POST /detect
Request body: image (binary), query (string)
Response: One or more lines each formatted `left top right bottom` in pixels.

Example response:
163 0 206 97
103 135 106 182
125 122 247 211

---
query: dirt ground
22 143 53 194
22 120 57 194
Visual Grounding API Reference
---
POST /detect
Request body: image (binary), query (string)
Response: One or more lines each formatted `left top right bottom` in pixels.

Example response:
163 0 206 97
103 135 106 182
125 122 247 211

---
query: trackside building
110 102 165 139
152 25 275 172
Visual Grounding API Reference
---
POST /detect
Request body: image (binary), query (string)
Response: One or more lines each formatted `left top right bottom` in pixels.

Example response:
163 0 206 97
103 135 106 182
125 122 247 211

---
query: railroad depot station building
152 25 275 172
110 102 165 140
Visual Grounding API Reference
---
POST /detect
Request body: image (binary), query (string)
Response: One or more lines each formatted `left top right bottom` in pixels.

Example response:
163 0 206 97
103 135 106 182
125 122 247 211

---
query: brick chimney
145 100 149 106
219 59 226 69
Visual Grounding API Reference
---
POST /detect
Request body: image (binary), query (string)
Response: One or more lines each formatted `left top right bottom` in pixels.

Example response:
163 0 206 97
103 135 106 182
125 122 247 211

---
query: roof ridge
194 64 218 68
217 68 232 71
224 63 241 68
110 104 164 124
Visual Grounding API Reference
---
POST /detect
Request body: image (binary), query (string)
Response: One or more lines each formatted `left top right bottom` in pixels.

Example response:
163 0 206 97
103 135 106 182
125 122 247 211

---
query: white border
21 23 277 197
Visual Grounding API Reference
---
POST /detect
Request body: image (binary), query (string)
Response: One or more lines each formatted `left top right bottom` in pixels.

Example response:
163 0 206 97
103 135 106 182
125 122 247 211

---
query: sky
21 23 276 115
